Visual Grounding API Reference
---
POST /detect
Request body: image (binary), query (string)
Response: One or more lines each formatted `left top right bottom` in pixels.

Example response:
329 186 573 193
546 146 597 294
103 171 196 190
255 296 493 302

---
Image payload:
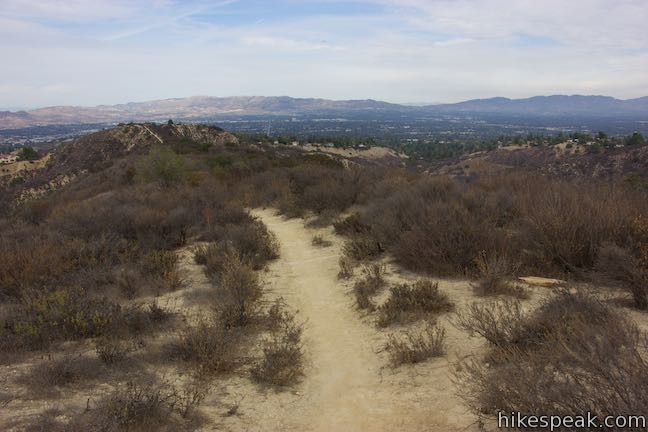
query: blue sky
1 0 647 109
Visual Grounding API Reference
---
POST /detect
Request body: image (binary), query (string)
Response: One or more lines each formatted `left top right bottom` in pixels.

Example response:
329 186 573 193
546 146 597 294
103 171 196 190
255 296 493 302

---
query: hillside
0 123 410 205
432 141 648 182
1 124 648 431
2 94 647 129
0 122 238 200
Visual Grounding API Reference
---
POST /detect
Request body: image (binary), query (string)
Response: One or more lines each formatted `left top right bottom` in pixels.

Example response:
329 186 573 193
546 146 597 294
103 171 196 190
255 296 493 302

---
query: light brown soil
518 276 565 287
0 155 50 184
208 209 484 432
0 210 490 431
301 144 407 161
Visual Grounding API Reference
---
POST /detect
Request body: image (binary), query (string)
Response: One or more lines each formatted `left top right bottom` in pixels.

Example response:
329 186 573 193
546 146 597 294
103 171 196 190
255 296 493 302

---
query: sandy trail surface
0 209 484 432
215 209 480 432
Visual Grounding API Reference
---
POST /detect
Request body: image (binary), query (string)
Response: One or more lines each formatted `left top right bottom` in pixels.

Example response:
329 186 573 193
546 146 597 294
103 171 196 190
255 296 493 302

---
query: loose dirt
0 210 487 431
211 209 483 432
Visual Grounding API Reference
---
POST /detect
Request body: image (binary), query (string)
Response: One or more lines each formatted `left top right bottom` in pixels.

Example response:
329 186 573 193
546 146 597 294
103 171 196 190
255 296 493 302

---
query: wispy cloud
101 0 238 41
0 0 647 108
242 36 345 52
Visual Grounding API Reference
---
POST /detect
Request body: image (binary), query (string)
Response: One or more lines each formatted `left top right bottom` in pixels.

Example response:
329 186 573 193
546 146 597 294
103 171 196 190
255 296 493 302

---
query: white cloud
241 36 345 52
0 0 646 107
0 0 137 22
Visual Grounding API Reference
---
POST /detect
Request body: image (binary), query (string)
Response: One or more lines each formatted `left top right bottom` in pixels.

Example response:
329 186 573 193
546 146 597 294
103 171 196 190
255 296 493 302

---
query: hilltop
0 122 238 200
0 122 409 204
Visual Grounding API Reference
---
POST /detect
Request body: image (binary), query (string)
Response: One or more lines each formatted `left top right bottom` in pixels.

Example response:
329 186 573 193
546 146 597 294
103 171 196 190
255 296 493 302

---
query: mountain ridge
1 94 647 129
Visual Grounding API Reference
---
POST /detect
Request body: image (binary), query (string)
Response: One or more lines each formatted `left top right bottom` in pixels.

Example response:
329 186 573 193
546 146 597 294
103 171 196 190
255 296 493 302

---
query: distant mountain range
1 95 647 129
435 95 648 116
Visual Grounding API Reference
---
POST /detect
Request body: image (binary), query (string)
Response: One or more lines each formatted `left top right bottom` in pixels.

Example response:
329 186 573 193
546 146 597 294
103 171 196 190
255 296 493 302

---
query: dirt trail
228 209 479 432
256 209 393 431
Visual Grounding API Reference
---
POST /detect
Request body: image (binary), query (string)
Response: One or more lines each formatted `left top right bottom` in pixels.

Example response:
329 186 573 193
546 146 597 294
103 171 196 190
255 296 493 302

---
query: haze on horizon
1 0 647 110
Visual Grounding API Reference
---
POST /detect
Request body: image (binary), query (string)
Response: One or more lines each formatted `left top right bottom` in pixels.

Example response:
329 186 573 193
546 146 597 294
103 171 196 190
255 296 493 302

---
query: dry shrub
142 250 178 277
22 410 67 432
1 294 167 355
276 195 304 218
18 354 101 396
453 298 526 349
456 290 616 353
352 264 386 310
337 255 356 279
161 270 184 292
194 243 230 276
353 282 374 311
596 243 647 309
343 173 647 278
457 291 648 425
392 200 502 276
193 245 210 266
282 164 362 214
110 303 172 337
263 298 293 331
171 320 241 374
116 266 182 300
342 236 383 261
0 229 79 299
472 251 527 298
95 336 132 364
311 234 332 248
521 290 617 349
216 252 263 328
251 309 303 387
46 186 195 250
385 321 446 366
378 280 454 327
518 182 637 272
633 215 648 270
3 288 120 349
0 391 13 407
218 221 279 270
147 301 171 323
198 220 279 271
74 233 132 268
70 380 208 432
333 213 372 236
115 269 144 299
174 380 212 419
306 209 338 228
360 176 495 275
142 250 183 291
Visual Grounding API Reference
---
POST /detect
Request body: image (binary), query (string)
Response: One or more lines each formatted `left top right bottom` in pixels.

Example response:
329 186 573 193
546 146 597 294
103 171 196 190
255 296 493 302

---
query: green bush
17 146 38 161
137 147 188 187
